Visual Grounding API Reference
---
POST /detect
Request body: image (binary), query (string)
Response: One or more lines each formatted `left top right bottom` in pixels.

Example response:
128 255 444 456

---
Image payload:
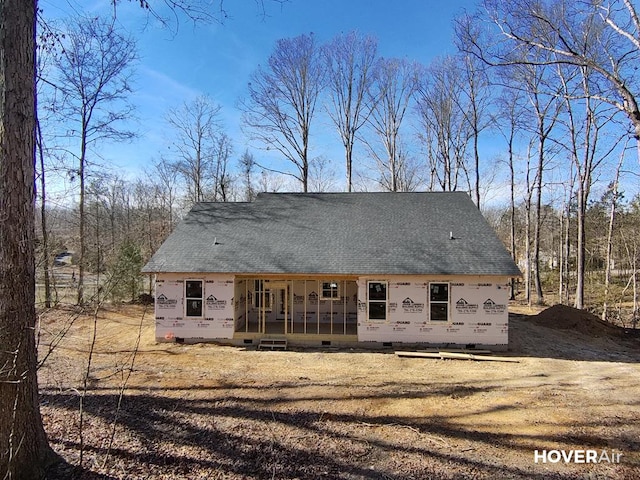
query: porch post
304 280 307 334
284 284 288 335
244 280 248 332
317 279 320 333
343 279 347 335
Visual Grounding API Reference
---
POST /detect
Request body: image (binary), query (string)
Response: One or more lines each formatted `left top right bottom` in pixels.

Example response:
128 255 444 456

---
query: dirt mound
532 304 624 337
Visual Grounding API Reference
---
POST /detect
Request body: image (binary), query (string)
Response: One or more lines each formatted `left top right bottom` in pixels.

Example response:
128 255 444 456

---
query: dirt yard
38 303 640 479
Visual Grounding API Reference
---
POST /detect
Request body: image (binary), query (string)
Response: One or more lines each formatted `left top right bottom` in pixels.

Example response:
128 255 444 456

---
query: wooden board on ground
396 350 520 363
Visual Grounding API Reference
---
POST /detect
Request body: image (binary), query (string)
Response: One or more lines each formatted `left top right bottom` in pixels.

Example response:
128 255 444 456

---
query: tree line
35 1 639 317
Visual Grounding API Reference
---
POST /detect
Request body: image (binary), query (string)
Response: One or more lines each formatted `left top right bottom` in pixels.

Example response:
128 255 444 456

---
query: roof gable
142 192 521 277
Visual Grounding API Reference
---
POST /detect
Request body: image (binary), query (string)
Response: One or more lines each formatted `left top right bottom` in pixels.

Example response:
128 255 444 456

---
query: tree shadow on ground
41 386 639 480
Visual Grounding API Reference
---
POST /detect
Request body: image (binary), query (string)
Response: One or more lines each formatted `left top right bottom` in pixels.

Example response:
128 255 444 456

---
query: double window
429 282 449 322
185 280 203 317
368 281 387 320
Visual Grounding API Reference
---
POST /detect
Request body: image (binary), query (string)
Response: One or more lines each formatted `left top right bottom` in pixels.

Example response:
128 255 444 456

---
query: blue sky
40 0 483 194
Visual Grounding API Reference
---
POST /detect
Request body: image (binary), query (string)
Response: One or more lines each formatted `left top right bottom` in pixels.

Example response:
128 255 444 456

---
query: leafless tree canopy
416 55 473 193
323 31 378 192
365 57 420 192
50 15 138 305
164 95 234 204
459 0 640 163
240 33 325 192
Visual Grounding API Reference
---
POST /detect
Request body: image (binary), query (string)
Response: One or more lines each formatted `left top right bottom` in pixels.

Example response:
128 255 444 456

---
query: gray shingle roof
142 192 521 277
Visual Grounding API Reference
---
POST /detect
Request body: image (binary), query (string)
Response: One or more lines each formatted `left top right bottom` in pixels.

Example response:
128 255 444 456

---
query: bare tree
323 31 378 192
258 169 287 193
151 157 180 232
462 0 640 167
459 0 636 306
558 164 575 305
309 156 337 192
36 108 53 308
602 147 627 321
165 95 224 204
620 196 640 327
0 1 56 478
494 87 527 299
556 63 622 309
212 132 234 201
240 33 325 192
238 149 257 201
52 15 137 305
493 59 564 306
366 57 419 192
35 31 61 309
458 52 493 208
416 55 472 193
526 63 563 306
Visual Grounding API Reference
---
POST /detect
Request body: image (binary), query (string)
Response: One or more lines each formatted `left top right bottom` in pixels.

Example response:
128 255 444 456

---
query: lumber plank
395 351 442 359
395 351 519 363
438 352 519 363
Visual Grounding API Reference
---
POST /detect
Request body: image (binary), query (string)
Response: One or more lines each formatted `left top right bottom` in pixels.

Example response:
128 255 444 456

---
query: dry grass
38 304 640 479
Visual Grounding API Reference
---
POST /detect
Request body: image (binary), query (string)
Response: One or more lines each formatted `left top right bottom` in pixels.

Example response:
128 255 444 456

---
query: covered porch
233 276 359 342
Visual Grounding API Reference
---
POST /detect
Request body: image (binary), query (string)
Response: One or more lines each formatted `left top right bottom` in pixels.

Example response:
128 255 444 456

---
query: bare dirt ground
38 303 640 480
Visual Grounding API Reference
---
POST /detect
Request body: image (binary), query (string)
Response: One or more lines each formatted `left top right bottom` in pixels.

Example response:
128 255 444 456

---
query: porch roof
142 192 521 277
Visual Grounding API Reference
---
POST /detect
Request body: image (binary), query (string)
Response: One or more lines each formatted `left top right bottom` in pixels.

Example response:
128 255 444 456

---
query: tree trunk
633 253 638 329
36 114 51 308
602 194 616 322
77 136 86 304
602 153 624 321
474 132 480 209
574 186 586 310
558 209 565 303
524 201 532 306
533 144 545 305
563 202 572 305
508 133 516 300
0 1 55 477
346 144 353 193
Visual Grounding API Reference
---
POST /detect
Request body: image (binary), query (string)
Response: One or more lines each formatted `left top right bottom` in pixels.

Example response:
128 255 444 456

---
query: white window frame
185 279 204 318
320 281 340 301
367 281 387 321
429 282 450 322
254 279 272 311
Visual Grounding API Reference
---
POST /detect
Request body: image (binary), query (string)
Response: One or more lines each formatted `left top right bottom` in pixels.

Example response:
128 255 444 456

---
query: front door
271 283 289 335
276 287 288 334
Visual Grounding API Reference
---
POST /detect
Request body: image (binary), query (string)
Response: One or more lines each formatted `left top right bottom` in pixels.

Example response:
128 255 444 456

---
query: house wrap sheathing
143 192 520 349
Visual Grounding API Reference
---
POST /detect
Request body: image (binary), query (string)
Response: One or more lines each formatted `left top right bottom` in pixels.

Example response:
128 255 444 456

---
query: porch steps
258 337 288 351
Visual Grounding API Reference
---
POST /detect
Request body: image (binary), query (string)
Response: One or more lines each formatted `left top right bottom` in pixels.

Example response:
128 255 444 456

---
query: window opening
185 280 203 317
429 282 449 322
321 281 340 300
368 281 387 321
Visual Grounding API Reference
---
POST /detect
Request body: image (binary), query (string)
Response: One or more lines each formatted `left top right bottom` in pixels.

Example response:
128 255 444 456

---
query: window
368 281 387 321
429 282 449 322
254 280 272 310
321 281 340 300
185 280 203 317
